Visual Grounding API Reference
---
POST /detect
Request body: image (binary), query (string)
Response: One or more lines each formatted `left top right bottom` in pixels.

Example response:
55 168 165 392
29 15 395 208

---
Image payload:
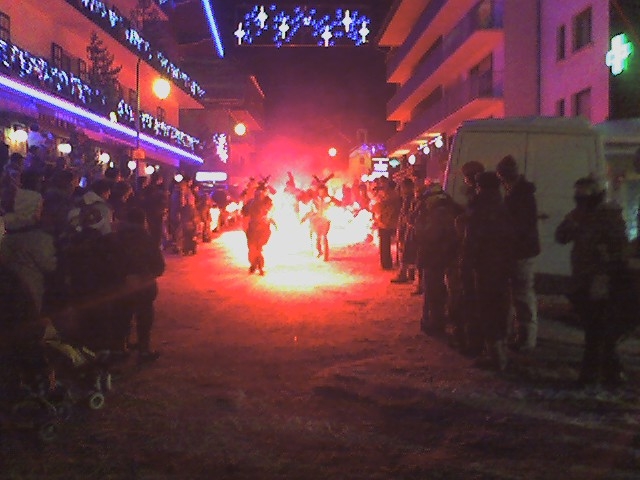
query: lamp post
133 57 170 184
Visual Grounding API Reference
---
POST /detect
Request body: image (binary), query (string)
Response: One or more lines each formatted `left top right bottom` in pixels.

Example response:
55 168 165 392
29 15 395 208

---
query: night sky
174 1 396 176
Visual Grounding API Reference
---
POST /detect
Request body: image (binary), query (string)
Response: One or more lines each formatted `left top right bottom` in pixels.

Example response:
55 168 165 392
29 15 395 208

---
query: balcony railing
66 0 205 100
388 0 504 115
390 69 503 152
387 0 447 77
0 39 201 153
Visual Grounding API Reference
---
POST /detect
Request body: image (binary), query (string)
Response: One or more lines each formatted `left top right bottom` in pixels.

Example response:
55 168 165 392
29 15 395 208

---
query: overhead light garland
236 4 372 47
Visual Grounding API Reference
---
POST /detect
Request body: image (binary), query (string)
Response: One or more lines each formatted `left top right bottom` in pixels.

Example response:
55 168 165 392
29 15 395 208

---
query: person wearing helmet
555 176 637 387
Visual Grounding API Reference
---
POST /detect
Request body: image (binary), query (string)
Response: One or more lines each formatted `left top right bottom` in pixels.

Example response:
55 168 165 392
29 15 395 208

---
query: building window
573 7 592 51
128 88 137 106
51 43 62 68
156 106 166 122
61 51 71 73
573 88 591 119
0 11 9 42
77 59 87 82
556 25 565 60
556 99 565 116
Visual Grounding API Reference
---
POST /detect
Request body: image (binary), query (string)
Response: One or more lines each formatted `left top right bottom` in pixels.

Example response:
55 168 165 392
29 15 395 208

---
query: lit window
573 88 591 120
556 25 565 60
573 7 592 51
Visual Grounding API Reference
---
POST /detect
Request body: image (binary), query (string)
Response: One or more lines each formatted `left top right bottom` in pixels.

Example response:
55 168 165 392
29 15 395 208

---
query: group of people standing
0 154 168 376
378 155 637 386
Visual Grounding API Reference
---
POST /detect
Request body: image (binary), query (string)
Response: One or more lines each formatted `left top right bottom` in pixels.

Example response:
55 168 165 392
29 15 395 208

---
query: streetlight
133 57 171 178
234 122 247 136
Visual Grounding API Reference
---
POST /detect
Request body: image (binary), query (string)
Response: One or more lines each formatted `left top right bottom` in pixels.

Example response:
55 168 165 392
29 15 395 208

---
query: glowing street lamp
328 147 337 157
152 78 171 100
134 58 172 179
234 122 247 136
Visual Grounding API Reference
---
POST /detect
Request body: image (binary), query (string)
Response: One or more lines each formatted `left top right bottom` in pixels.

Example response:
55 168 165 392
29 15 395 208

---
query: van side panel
526 133 599 276
447 131 528 206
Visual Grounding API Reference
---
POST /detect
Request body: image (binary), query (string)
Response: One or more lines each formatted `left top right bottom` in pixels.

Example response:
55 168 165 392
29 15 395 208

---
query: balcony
386 69 503 155
60 0 205 101
0 38 203 164
387 0 503 120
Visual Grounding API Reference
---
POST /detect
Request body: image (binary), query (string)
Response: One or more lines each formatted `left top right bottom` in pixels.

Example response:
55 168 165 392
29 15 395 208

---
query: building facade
0 0 213 177
378 0 640 178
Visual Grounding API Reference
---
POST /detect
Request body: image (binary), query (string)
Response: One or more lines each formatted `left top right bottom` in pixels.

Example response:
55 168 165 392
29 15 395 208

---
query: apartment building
0 0 215 174
378 0 640 178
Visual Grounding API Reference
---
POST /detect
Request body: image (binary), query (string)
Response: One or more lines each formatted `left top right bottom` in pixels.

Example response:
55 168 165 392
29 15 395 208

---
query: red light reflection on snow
213 191 374 292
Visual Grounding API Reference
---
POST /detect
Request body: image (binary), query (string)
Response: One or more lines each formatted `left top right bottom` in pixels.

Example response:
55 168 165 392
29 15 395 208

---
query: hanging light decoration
127 160 138 171
10 128 28 143
57 143 72 154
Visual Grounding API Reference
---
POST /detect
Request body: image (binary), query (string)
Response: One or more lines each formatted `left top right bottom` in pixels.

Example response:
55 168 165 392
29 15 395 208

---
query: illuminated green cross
606 33 633 75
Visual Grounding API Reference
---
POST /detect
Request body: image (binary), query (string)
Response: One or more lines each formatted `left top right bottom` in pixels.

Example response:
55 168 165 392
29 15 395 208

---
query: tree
86 31 122 112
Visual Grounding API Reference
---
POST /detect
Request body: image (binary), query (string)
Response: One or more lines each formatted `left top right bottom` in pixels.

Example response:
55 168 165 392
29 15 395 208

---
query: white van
444 116 606 282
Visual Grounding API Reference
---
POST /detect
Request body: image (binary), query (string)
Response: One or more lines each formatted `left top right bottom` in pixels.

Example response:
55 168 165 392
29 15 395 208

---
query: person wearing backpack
414 182 462 337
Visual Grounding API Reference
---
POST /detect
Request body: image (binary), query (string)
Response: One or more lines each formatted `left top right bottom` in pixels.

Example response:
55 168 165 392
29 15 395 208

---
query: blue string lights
0 38 201 155
74 0 206 98
235 4 372 47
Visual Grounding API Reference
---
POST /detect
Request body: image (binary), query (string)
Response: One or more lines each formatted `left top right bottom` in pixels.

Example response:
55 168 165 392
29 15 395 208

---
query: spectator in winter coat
391 177 417 283
414 183 461 336
116 207 166 363
496 155 541 352
70 178 114 235
555 176 637 387
371 178 401 270
460 172 515 371
0 186 55 316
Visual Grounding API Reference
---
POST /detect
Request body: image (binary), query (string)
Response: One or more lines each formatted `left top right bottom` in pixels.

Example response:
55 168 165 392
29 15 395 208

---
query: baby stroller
0 347 66 443
43 330 113 412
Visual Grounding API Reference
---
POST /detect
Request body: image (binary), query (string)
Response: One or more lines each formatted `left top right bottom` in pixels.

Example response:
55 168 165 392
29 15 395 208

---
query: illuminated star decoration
359 21 369 43
257 5 268 29
234 23 246 45
279 18 290 39
321 25 332 47
342 9 352 32
606 33 633 75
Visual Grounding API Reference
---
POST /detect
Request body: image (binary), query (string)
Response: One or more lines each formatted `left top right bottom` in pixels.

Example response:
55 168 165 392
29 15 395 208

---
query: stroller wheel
88 392 105 410
38 421 58 443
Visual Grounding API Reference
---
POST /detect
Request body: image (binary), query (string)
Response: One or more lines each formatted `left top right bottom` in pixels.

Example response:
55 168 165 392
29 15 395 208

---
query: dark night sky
204 1 396 175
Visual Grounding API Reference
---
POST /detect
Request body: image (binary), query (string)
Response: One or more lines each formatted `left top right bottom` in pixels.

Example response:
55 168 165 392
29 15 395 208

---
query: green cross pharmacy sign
606 33 633 76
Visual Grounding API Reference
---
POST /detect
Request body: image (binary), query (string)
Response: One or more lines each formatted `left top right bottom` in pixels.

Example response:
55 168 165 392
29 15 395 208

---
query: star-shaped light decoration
279 18 290 39
342 10 352 32
234 23 246 45
359 21 370 43
321 25 332 47
303 16 312 26
257 6 268 29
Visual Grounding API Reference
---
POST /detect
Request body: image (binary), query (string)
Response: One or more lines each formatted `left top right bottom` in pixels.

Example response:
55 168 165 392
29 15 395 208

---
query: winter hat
496 155 519 181
475 172 502 190
574 176 605 196
461 161 485 181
